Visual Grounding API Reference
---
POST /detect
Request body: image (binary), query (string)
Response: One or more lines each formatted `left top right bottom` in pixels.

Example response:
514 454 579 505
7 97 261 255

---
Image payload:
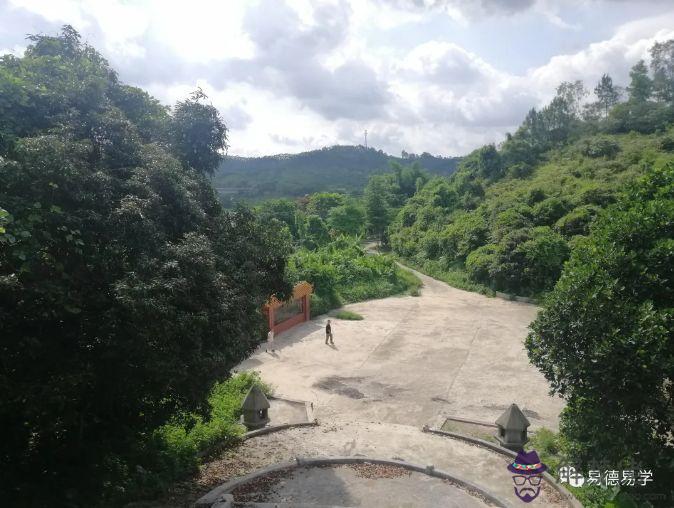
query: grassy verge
332 310 364 320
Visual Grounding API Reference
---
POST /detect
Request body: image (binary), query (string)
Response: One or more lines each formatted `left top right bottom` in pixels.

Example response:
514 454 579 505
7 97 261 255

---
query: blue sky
1 0 673 157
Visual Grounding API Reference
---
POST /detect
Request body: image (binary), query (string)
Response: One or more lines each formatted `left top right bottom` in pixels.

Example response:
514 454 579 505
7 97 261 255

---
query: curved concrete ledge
442 414 499 428
243 419 318 440
194 456 511 508
242 395 318 439
423 427 582 508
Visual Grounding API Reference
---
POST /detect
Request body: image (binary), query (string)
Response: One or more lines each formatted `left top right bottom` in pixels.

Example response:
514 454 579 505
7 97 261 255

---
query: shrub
658 134 674 152
554 205 599 237
576 186 616 206
465 244 498 285
506 162 534 179
532 197 570 225
439 211 489 261
119 372 271 501
579 136 621 158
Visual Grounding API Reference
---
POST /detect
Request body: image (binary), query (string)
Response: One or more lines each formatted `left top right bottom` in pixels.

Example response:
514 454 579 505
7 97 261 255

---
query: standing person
266 329 275 353
325 319 334 345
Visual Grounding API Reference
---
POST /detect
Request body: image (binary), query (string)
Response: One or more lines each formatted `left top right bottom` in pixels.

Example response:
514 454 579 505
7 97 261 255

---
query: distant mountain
212 145 461 204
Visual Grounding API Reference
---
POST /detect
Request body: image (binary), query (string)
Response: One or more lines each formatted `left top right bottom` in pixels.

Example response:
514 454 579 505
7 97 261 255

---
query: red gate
264 281 313 335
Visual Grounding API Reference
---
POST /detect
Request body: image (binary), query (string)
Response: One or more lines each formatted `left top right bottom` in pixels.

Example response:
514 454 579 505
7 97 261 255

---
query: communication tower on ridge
364 129 368 149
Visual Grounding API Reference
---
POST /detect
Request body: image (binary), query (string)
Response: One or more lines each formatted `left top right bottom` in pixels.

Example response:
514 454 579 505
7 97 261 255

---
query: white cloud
528 13 674 100
2 0 674 157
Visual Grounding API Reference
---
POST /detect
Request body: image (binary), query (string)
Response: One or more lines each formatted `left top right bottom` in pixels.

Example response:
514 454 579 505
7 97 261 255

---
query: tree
256 198 300 238
0 27 290 505
364 176 390 242
171 87 228 175
391 161 430 198
327 202 365 236
555 80 587 119
650 39 674 103
526 164 674 491
627 60 653 102
593 74 621 118
302 214 330 249
305 192 344 219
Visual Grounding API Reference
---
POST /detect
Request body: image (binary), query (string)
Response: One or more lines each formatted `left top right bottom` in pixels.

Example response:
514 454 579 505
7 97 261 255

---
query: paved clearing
238 267 563 430
171 267 568 507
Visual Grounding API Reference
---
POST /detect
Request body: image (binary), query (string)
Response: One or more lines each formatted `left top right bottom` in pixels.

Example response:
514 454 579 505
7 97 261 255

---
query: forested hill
212 145 461 204
370 43 674 302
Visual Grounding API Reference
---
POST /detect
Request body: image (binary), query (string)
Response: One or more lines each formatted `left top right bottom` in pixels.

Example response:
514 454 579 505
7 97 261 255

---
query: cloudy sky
1 0 674 157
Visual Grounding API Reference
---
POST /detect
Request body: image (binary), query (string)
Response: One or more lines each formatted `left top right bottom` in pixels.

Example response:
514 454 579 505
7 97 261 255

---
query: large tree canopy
0 27 290 505
526 164 674 486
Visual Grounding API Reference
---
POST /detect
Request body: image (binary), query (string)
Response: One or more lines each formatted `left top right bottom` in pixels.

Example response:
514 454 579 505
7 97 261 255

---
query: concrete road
237 267 564 430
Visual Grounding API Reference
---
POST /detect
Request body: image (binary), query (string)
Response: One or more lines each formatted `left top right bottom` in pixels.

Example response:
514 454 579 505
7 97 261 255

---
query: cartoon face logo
507 450 547 503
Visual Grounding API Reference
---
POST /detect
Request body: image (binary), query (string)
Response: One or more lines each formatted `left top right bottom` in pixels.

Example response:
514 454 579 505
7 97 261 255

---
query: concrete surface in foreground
199 421 566 507
238 267 563 430
232 464 491 507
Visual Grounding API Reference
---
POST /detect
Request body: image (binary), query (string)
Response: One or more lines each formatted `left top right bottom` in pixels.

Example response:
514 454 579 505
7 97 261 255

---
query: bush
439 211 489 261
506 162 534 179
576 186 616 206
554 205 599 236
658 134 674 152
579 136 621 158
465 244 498 285
108 372 271 501
532 197 570 225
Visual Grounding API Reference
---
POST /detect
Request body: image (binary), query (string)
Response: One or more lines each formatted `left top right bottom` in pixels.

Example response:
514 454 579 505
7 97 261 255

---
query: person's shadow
328 343 338 350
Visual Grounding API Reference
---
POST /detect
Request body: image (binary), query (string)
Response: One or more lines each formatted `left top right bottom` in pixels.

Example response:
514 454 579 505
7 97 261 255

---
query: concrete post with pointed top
495 403 530 451
240 385 270 430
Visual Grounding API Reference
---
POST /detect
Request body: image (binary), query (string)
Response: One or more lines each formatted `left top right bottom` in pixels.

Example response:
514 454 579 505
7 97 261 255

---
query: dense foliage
149 372 271 497
255 195 421 316
526 165 674 501
213 145 460 204
384 40 674 298
0 28 290 505
288 236 421 316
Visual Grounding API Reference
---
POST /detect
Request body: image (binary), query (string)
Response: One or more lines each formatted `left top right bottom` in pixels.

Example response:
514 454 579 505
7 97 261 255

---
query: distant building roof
241 385 270 410
495 403 530 429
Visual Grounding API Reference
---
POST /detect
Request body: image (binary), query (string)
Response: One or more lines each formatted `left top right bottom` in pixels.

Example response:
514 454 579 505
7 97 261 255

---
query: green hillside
375 59 674 299
389 130 674 297
213 145 460 204
365 43 674 505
